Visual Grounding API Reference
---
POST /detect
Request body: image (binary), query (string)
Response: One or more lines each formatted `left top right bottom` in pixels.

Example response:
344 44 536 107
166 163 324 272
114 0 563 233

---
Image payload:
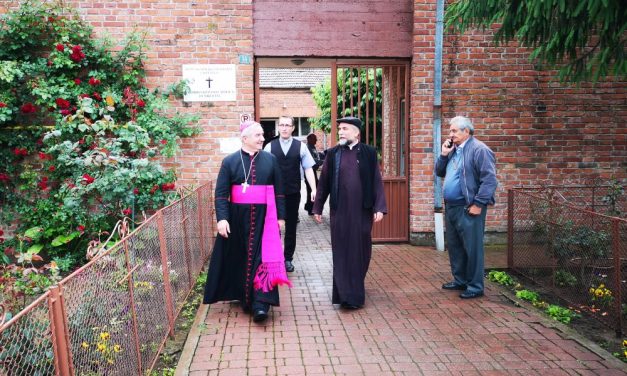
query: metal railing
0 182 214 375
507 186 626 335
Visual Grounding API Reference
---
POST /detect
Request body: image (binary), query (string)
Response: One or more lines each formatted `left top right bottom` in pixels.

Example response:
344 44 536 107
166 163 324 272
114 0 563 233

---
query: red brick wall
253 0 413 57
409 1 626 242
63 0 256 185
259 89 319 118
3 1 624 243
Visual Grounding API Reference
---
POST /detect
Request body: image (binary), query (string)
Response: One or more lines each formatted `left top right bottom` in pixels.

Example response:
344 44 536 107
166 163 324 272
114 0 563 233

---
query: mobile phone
446 138 454 148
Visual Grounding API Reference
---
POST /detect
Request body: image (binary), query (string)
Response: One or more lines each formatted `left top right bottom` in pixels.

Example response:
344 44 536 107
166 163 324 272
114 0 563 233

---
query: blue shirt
443 146 465 204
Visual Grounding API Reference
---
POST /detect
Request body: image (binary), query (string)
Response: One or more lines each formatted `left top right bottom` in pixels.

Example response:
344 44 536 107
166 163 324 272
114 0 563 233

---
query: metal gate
331 61 409 242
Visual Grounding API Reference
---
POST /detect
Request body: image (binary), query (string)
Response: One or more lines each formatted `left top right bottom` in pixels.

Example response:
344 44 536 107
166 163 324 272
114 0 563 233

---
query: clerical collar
344 141 359 150
241 148 258 157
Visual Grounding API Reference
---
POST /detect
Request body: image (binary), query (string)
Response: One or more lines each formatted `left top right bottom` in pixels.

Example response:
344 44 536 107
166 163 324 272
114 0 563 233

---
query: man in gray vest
264 116 317 272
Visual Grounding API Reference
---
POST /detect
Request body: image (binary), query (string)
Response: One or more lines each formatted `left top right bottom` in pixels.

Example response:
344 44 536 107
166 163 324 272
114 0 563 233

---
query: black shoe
253 309 268 323
442 282 466 290
460 291 484 299
285 260 295 272
340 302 362 310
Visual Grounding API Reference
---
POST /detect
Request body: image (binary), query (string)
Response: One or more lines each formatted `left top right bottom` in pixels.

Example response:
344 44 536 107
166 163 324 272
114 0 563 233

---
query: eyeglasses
278 124 294 128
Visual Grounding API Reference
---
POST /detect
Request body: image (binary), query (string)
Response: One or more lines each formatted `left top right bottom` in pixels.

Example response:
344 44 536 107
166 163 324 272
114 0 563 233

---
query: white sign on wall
182 64 236 102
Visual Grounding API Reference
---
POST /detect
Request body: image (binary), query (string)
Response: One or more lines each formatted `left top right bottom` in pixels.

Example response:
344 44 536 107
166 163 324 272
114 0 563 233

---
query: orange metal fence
0 182 214 375
507 186 626 335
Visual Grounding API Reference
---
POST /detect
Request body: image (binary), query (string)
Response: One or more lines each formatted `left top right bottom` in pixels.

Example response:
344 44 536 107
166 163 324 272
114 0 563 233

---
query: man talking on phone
435 116 497 299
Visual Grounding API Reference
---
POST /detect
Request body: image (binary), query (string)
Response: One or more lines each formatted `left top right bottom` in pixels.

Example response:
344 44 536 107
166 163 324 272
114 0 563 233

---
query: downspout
433 0 445 251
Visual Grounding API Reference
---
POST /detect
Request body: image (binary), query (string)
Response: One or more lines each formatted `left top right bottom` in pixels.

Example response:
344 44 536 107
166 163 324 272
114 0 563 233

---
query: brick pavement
177 210 627 375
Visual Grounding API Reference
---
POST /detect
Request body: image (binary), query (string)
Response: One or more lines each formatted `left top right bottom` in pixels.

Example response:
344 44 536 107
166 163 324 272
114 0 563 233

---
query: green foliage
602 178 624 217
545 304 577 324
551 222 610 261
309 68 383 147
444 0 627 82
554 269 577 287
0 0 199 271
487 270 516 287
516 289 539 303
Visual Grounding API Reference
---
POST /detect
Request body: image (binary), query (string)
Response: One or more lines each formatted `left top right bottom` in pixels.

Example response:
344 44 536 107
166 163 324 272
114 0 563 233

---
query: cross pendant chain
241 182 249 193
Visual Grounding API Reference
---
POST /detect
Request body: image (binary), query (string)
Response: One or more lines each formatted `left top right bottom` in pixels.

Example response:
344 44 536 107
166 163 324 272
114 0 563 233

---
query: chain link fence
0 182 214 375
508 184 626 335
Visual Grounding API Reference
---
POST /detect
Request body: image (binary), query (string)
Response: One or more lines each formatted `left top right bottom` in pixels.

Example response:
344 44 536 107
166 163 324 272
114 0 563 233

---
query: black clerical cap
336 116 363 130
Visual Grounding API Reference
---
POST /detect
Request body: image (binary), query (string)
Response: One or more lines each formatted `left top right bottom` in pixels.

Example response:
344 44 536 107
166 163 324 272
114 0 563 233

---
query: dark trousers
445 204 487 293
284 192 301 261
303 171 318 214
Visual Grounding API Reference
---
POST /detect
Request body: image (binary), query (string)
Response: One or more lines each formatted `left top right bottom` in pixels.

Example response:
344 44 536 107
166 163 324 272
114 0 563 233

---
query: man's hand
310 189 316 203
373 212 384 222
217 219 230 238
314 214 322 224
467 204 482 216
441 139 454 157
278 219 285 231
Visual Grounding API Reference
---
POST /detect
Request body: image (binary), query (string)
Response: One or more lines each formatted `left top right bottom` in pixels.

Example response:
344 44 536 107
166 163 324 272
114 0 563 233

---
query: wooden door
331 61 410 242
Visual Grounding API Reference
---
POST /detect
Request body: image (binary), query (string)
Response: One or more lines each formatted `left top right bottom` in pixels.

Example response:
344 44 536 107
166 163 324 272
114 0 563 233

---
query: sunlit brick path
177 207 626 375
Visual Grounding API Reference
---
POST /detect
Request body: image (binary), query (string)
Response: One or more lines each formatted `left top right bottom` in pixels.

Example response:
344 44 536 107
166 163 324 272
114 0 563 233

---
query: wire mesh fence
508 185 626 335
0 182 214 375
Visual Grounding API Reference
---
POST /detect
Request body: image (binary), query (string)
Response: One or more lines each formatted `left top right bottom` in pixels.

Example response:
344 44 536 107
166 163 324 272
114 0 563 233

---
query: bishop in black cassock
203 122 286 323
313 116 387 309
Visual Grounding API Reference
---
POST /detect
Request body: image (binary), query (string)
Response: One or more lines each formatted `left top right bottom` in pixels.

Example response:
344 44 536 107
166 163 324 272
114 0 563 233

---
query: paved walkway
177 209 626 375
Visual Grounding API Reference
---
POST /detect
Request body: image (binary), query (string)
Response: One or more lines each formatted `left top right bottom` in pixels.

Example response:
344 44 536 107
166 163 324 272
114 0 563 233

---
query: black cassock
313 145 387 307
203 150 285 311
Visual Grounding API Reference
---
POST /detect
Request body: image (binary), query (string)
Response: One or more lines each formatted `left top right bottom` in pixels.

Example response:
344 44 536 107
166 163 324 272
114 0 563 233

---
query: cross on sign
206 77 213 88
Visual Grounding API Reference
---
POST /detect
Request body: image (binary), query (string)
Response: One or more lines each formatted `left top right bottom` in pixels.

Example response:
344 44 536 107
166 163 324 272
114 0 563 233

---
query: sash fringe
253 262 293 293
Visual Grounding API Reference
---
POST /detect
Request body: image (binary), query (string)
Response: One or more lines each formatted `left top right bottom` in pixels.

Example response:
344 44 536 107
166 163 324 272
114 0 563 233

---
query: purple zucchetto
240 120 258 134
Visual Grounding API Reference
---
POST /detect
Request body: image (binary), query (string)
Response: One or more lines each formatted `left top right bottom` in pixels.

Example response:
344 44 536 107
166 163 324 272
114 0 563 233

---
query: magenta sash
230 185 292 292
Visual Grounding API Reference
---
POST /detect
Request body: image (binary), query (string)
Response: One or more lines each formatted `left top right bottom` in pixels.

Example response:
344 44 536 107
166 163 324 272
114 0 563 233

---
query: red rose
13 148 28 156
77 225 85 232
48 166 56 172
88 77 100 86
0 102 6 108
70 45 85 62
38 152 52 160
67 182 76 189
74 78 81 85
20 103 37 114
56 44 64 52
92 92 102 101
55 98 70 109
160 139 167 145
136 99 145 108
4 247 14 256
60 109 71 116
37 179 49 190
47 60 53 66
0 173 9 182
82 173 95 185
122 208 132 216
133 188 139 194
150 184 159 194
0 229 3 236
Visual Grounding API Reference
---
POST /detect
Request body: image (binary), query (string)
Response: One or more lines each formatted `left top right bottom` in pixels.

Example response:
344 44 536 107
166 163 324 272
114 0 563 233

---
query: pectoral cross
241 182 249 193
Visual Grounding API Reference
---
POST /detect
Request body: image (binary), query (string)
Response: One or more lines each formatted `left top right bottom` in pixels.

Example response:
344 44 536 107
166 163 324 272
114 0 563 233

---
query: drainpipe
433 0 445 251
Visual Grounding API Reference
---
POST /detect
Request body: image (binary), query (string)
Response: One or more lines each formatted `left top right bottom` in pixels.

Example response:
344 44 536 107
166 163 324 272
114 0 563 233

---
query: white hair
241 122 262 138
450 116 474 135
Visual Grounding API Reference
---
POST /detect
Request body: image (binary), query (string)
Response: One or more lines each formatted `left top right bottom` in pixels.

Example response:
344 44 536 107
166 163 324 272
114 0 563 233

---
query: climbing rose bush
0 0 199 272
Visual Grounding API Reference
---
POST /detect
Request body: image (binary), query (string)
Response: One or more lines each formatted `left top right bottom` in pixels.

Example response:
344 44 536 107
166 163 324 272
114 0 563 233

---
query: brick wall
63 0 256 186
259 89 319 118
3 1 625 242
409 1 626 242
